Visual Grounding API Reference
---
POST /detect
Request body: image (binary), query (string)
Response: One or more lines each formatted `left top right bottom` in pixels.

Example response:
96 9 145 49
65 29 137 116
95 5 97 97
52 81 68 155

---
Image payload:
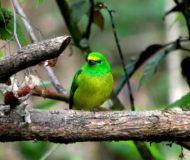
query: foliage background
0 0 189 159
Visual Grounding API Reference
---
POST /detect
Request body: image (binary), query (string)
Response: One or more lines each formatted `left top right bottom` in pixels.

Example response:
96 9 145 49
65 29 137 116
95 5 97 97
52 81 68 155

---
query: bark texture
0 107 190 143
0 36 71 82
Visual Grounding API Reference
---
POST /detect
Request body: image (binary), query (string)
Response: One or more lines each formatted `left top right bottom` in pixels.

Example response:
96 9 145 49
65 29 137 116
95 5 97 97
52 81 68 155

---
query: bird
69 52 113 110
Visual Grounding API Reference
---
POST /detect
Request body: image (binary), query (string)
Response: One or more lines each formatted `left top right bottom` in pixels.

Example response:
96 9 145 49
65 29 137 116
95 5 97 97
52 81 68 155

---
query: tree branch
12 0 68 95
1 107 190 143
105 6 135 111
32 87 69 103
83 0 94 40
12 0 38 43
56 0 90 52
114 38 190 96
0 36 71 82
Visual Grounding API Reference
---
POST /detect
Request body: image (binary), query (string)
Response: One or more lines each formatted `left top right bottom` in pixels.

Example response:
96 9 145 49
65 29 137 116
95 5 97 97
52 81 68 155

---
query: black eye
97 60 102 64
88 60 102 66
88 60 96 66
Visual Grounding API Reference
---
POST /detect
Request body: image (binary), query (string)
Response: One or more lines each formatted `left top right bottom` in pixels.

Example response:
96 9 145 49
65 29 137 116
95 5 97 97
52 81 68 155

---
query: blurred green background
0 0 189 159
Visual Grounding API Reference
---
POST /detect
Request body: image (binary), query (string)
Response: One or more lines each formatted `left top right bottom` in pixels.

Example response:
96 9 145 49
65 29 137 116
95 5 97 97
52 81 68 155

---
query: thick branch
1 107 190 143
0 36 71 82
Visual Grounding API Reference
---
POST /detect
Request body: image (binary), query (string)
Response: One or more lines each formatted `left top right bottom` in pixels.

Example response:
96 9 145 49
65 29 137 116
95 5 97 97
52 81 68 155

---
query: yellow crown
87 55 100 61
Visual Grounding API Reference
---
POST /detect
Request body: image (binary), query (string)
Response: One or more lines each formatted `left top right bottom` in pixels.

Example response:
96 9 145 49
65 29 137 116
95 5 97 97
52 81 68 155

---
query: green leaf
36 99 58 109
0 50 4 59
70 0 89 25
106 141 163 160
114 44 164 96
127 44 164 77
36 0 44 6
138 51 166 88
0 8 28 45
15 19 28 45
167 92 190 110
0 8 13 40
19 141 49 160
146 143 164 160
40 144 60 160
106 141 143 160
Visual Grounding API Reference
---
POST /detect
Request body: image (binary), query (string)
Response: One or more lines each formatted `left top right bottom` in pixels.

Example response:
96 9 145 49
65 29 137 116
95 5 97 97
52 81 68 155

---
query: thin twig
11 0 30 77
12 0 37 43
32 86 69 103
105 7 135 111
174 0 180 5
10 0 21 48
114 37 190 96
83 0 94 40
12 0 68 95
44 66 68 95
182 0 190 38
56 0 90 52
40 144 60 160
15 12 44 40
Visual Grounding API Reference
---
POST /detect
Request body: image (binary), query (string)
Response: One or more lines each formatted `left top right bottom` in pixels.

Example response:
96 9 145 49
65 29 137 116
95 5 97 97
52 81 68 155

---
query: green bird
69 52 113 110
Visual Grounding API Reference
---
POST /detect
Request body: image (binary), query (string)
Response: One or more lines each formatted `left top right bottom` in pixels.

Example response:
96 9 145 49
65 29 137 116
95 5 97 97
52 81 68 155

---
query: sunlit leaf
20 141 49 160
36 99 58 109
168 92 190 110
0 50 4 59
0 8 13 40
0 8 28 45
36 0 44 6
106 141 163 160
147 143 164 160
106 141 143 160
70 0 89 25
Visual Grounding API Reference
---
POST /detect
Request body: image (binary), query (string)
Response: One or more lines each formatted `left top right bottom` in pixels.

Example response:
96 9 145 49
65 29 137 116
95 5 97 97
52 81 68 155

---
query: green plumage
69 52 113 110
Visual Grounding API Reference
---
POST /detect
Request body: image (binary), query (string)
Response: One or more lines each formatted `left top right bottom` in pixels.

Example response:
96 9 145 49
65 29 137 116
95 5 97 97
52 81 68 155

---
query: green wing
69 69 82 109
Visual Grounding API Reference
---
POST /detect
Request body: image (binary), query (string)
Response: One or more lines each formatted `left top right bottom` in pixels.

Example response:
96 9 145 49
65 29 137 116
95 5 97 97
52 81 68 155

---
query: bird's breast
73 72 113 110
